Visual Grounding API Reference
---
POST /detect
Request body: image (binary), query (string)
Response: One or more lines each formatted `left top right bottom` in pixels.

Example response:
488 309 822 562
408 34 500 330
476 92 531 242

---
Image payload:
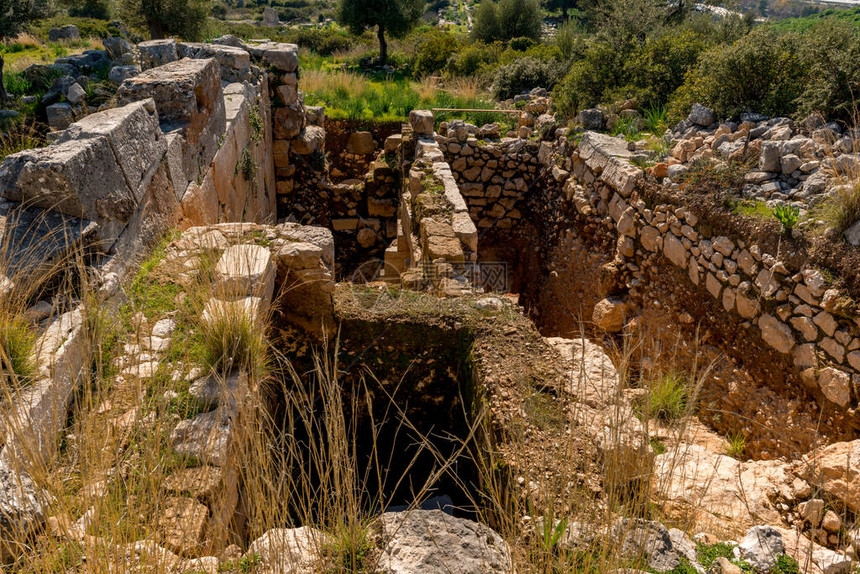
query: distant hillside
769 5 860 31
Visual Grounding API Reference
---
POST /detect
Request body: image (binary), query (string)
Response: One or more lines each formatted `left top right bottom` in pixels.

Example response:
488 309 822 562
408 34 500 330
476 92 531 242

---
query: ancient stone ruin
2 34 860 573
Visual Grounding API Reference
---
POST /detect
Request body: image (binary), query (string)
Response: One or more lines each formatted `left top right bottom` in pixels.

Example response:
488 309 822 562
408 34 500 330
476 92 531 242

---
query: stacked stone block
439 127 540 230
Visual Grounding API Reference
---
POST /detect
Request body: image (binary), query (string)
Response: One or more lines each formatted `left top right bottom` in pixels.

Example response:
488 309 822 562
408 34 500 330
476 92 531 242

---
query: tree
338 0 423 65
119 0 210 40
472 0 542 42
0 0 53 105
498 0 542 41
471 0 501 42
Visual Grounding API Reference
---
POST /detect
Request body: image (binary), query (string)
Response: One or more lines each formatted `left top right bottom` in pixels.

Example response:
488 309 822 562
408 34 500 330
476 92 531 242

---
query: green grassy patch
123 231 181 322
734 199 772 219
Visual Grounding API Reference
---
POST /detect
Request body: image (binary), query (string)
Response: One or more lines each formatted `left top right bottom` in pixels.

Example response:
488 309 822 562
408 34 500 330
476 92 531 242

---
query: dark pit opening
268 315 485 522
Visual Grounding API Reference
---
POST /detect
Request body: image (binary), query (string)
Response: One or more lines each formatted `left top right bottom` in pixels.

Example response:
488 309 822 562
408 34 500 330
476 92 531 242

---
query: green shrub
471 0 502 42
773 203 800 235
28 16 118 40
292 27 354 55
644 373 689 423
412 30 461 77
66 0 112 19
772 554 800 574
696 542 736 569
0 123 44 163
623 29 710 109
554 20 587 61
669 28 806 120
3 71 32 97
810 179 860 235
552 41 622 117
0 314 35 380
445 41 501 77
794 20 860 121
471 0 542 42
493 56 565 100
509 36 535 51
725 431 746 458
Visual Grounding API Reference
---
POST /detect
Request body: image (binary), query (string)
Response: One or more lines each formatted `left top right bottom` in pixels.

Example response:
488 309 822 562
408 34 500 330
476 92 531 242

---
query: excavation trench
265 302 488 525
471 182 856 462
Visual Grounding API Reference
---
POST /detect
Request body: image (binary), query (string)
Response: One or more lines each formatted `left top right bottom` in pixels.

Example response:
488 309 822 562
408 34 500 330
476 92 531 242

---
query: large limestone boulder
0 134 135 246
169 409 232 466
795 440 860 514
420 218 464 262
653 443 789 536
373 510 512 573
291 126 325 155
612 518 685 572
246 42 298 72
544 336 619 407
774 526 851 574
56 99 164 198
246 526 332 572
687 103 716 127
738 526 784 572
576 132 643 197
138 39 178 70
177 42 251 82
409 110 434 137
214 243 275 301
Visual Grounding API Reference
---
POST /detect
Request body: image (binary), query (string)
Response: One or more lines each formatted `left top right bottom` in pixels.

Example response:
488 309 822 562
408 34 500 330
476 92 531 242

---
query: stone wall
560 131 860 414
0 41 301 552
385 111 478 292
324 119 402 181
439 125 541 230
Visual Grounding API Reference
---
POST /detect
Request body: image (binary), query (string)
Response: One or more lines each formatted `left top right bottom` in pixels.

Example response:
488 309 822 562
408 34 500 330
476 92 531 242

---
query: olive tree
338 0 423 65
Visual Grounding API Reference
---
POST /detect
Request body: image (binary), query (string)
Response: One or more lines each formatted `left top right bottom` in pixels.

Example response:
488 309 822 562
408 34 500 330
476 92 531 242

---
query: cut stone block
452 211 478 252
246 42 299 72
420 218 464 262
163 466 225 501
170 409 232 466
116 58 226 185
56 99 165 199
138 39 178 70
214 244 275 301
178 42 251 82
2 136 135 245
159 496 208 557
410 110 434 136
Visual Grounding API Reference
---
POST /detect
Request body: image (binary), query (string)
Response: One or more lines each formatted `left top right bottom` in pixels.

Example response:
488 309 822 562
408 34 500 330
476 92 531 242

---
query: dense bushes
666 20 860 122
411 30 461 76
793 21 860 120
28 16 120 39
292 26 354 55
472 0 543 42
65 0 111 19
493 56 565 99
551 14 754 120
668 28 805 120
